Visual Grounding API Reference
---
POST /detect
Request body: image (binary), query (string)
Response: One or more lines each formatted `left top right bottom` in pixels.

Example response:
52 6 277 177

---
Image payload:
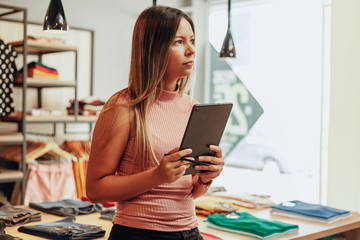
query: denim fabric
0 220 22 240
108 224 204 240
18 217 105 240
0 205 41 226
29 199 102 217
99 208 115 221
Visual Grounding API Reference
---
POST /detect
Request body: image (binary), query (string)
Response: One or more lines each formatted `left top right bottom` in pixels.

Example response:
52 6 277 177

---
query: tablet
179 103 233 175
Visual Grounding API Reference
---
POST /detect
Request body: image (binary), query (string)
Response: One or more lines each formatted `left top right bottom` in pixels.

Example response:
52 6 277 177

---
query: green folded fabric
206 212 299 239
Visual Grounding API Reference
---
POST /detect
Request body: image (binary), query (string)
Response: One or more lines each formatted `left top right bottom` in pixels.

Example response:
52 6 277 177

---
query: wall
328 0 360 212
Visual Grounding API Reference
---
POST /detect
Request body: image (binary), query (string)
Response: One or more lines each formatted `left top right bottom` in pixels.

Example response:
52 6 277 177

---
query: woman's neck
163 79 178 91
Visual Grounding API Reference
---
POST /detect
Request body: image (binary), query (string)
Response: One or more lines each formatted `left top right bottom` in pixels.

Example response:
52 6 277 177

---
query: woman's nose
186 44 195 56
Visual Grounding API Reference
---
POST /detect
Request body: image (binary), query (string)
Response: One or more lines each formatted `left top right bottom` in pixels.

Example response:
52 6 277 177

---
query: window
208 0 328 203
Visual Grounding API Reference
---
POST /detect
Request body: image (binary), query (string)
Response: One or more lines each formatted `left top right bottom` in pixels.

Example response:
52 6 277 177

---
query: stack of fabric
0 204 41 226
195 196 240 216
205 212 299 239
0 220 19 240
18 218 105 239
67 96 105 116
208 191 275 209
271 200 351 224
17 61 58 80
29 199 102 217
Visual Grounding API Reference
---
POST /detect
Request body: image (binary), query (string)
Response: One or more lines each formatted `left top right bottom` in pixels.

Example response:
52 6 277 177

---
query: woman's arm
192 145 224 199
86 96 191 203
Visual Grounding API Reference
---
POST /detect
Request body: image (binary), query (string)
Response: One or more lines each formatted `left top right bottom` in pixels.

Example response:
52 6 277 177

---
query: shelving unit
0 4 96 205
0 4 27 205
9 40 80 120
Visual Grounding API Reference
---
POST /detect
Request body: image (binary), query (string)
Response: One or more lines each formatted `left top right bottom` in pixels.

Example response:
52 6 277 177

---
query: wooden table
4 207 360 239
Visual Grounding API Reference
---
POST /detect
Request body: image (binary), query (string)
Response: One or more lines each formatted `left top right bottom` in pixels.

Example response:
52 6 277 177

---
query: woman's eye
191 39 195 45
175 40 183 45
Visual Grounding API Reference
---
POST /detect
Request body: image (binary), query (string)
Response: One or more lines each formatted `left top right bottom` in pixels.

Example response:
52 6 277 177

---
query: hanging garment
0 39 17 117
24 160 77 205
62 140 91 199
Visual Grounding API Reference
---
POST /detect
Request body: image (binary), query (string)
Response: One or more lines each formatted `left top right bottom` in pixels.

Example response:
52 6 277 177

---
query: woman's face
163 17 195 91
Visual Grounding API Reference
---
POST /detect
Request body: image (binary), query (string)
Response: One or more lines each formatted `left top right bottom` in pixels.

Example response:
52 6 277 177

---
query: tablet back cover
180 103 232 174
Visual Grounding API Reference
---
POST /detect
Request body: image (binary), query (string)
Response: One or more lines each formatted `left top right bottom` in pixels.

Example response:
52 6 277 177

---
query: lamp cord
228 0 231 29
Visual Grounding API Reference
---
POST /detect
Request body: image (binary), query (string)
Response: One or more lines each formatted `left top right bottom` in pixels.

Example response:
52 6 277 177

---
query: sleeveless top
112 89 198 231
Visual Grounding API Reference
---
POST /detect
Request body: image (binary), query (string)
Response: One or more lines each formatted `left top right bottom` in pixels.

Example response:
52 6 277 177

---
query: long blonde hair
127 6 195 169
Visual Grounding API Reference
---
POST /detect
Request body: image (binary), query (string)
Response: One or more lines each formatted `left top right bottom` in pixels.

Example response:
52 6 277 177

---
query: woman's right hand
154 147 192 183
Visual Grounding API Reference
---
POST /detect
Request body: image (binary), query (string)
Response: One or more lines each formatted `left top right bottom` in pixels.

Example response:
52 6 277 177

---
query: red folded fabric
81 196 116 208
200 232 223 240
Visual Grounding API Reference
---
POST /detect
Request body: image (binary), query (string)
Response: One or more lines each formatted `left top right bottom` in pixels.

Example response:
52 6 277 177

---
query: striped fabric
112 89 199 231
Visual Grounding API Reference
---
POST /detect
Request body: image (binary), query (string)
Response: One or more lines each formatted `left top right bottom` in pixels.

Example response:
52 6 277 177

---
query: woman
86 5 224 240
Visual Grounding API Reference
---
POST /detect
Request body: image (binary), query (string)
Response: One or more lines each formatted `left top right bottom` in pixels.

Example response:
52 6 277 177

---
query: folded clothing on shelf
30 108 63 117
205 212 299 239
29 199 102 217
18 217 105 240
9 35 67 46
67 96 105 116
0 204 41 227
271 200 351 224
17 61 59 80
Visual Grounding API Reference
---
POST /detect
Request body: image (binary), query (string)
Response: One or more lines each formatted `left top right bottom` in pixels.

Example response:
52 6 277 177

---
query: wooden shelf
26 115 97 123
2 115 97 123
0 168 23 183
14 78 76 88
9 39 77 54
0 133 24 144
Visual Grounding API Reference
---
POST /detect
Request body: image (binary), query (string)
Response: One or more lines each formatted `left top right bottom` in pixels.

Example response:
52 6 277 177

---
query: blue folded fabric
18 217 105 240
29 199 102 217
271 200 350 222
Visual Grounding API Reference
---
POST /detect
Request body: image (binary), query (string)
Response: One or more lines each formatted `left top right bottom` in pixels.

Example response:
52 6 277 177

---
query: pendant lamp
43 0 69 32
153 0 157 6
219 0 236 59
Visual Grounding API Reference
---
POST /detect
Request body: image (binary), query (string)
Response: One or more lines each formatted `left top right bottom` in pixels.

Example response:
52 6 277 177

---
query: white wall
327 0 360 212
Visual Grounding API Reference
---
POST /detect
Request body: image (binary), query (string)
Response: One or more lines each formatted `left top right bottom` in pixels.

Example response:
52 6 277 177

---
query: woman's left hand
195 145 224 183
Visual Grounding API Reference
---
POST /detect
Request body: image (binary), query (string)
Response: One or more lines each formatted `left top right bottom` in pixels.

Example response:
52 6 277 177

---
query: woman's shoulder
102 88 132 113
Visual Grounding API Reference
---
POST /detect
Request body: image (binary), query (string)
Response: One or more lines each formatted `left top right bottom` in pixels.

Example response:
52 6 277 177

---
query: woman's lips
184 61 194 67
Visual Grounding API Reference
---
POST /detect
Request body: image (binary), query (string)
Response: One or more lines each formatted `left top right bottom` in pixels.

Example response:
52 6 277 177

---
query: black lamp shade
43 0 69 32
219 28 236 58
220 0 236 59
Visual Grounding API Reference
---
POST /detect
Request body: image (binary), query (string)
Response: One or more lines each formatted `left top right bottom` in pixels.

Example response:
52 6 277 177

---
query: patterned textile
0 40 17 117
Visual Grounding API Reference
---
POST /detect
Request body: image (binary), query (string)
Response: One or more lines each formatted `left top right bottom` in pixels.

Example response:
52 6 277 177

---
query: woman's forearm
86 168 162 203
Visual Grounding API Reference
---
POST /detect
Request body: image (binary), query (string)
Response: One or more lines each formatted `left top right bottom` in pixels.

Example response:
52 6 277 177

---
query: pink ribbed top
112 88 198 231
